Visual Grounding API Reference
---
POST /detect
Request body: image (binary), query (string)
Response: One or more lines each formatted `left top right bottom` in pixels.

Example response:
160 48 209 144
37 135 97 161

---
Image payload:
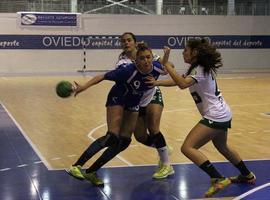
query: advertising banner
0 35 269 49
17 12 81 27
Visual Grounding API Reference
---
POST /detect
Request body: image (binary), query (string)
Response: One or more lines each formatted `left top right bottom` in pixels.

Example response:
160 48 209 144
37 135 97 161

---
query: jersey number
191 77 220 104
133 80 141 89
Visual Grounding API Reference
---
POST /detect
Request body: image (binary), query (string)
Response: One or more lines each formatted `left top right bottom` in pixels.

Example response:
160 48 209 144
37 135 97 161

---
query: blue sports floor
0 103 270 200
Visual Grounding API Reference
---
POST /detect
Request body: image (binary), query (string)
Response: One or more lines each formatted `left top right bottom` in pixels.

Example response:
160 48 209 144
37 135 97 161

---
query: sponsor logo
21 14 37 25
112 97 118 103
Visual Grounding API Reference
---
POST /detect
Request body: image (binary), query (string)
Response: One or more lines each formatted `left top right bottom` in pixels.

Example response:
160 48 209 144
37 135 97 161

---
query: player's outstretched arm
145 76 176 87
164 63 195 89
74 74 105 96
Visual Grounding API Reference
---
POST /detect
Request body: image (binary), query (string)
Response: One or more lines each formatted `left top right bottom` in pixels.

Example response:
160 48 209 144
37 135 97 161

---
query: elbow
177 85 186 90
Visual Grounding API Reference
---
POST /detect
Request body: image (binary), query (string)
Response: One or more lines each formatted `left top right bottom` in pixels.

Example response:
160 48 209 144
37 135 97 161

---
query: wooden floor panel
0 74 269 169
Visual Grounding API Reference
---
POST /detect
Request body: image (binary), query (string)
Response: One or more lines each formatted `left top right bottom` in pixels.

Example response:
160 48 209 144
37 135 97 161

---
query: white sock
157 146 170 165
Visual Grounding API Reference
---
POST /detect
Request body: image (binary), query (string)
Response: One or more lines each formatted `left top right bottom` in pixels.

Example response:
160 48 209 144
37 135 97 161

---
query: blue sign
0 35 269 49
19 13 78 27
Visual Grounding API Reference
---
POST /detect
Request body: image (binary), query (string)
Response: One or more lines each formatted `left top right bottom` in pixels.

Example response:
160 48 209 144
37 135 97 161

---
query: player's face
182 46 193 64
136 50 153 73
121 34 136 53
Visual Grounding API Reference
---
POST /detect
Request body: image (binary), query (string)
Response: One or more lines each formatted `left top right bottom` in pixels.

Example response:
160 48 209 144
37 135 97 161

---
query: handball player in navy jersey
66 42 168 186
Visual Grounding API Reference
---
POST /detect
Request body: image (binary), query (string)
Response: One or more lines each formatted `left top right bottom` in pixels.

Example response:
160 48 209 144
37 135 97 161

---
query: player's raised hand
162 46 171 65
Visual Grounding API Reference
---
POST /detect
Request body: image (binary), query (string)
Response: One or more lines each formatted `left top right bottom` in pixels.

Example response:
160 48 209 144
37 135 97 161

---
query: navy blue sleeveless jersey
104 61 166 111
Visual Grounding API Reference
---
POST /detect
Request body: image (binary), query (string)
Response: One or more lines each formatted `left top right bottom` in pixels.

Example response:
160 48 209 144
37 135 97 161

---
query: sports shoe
230 172 256 184
153 164 174 179
83 172 104 186
204 177 231 198
155 160 164 173
66 165 84 180
155 145 173 173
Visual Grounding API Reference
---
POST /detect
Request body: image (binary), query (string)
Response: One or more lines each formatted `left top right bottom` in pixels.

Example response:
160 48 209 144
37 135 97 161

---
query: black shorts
199 118 232 131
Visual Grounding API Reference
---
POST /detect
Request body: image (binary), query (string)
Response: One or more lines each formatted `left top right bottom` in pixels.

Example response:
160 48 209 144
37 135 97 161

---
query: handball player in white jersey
148 39 255 197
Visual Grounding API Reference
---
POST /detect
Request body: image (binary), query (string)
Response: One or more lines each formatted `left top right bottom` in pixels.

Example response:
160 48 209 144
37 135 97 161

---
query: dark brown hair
120 32 137 43
186 38 222 75
136 42 152 56
118 32 137 59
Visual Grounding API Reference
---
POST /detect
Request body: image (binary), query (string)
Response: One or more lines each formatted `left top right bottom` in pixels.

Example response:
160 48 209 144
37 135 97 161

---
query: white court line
261 113 270 117
219 76 255 79
17 164 28 168
87 123 133 166
67 154 77 157
0 168 11 171
232 182 270 200
0 102 52 170
171 195 181 200
50 157 61 161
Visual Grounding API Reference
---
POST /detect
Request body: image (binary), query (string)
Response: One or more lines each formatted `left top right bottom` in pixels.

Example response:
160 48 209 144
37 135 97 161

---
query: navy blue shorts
106 85 141 112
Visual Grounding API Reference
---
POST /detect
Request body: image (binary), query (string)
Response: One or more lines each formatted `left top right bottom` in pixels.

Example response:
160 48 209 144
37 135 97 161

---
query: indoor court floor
0 72 270 200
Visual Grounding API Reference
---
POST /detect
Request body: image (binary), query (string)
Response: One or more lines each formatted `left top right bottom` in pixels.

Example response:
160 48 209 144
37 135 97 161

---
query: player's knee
139 134 155 147
118 136 131 152
134 131 147 143
152 132 166 148
214 143 230 155
97 131 118 147
134 134 144 143
181 143 193 156
180 144 187 155
147 121 160 134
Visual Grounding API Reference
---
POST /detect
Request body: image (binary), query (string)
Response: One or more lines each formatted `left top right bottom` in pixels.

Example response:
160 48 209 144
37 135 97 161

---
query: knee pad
118 136 132 152
97 132 118 147
152 132 166 148
139 134 155 147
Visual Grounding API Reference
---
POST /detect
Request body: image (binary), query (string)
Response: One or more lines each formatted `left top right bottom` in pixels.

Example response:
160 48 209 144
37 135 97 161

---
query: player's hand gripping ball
56 80 74 98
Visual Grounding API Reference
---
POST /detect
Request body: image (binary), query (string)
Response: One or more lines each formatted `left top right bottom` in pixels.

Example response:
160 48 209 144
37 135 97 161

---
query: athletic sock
85 136 131 173
85 139 120 173
199 160 223 178
74 132 118 167
234 160 251 176
73 140 103 166
157 146 169 165
153 132 169 165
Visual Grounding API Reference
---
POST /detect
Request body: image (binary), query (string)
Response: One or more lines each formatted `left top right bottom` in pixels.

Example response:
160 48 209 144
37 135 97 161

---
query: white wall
0 14 270 74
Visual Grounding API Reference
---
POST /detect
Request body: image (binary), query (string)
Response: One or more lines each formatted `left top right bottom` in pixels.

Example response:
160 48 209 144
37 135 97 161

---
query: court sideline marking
0 102 52 169
232 182 270 200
